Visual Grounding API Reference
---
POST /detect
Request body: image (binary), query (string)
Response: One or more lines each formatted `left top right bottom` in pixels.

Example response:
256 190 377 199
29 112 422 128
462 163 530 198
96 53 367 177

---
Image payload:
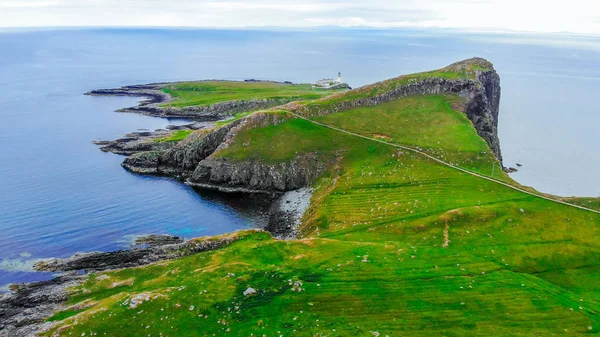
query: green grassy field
152 130 195 143
42 64 600 336
160 81 347 108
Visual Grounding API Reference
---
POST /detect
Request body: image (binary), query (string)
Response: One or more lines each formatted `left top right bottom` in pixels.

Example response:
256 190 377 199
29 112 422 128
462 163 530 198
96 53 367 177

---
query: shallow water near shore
0 28 599 289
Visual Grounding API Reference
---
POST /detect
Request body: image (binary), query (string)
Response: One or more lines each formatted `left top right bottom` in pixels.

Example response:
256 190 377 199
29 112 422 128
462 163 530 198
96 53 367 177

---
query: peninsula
2 58 599 337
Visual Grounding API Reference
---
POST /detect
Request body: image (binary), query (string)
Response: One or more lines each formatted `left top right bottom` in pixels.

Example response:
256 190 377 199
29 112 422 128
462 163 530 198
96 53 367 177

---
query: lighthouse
337 72 343 83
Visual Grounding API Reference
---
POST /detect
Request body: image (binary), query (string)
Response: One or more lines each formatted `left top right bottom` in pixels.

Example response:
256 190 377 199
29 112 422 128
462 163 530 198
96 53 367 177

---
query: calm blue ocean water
0 28 598 289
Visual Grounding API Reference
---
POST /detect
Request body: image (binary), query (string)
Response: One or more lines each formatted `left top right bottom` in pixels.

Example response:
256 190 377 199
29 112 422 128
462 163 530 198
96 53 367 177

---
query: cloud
0 0 64 8
0 0 599 35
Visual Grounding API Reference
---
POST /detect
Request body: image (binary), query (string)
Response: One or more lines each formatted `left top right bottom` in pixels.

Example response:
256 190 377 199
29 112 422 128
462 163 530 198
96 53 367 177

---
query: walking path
288 111 600 214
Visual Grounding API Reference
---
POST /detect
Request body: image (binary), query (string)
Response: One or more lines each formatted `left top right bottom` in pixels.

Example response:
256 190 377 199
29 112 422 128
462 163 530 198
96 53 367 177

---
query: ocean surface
0 28 599 289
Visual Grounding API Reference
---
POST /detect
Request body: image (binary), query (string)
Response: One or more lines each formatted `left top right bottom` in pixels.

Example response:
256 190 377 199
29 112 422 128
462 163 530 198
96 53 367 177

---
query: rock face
122 119 245 178
0 275 83 337
188 155 331 193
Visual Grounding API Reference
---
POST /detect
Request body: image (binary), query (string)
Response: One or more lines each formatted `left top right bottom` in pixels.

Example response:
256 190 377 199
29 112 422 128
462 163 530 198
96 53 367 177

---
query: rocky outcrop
94 122 207 155
267 188 313 239
34 232 250 273
122 119 244 178
0 275 83 337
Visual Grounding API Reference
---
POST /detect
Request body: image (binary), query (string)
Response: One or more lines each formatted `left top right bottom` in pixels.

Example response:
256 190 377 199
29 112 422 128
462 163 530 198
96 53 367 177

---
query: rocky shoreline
0 232 258 336
93 122 209 155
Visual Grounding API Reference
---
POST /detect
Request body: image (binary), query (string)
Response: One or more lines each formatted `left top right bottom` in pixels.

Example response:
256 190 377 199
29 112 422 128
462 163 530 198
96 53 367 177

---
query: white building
315 72 344 88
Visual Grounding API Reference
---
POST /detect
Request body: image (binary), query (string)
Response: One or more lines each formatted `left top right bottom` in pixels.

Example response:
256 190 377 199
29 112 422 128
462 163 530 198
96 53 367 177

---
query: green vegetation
43 64 600 336
152 130 194 143
161 81 347 108
215 110 257 127
313 95 511 182
46 308 88 322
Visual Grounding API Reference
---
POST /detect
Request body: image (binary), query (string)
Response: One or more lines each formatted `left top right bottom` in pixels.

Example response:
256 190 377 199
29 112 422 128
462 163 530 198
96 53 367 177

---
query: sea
0 28 599 290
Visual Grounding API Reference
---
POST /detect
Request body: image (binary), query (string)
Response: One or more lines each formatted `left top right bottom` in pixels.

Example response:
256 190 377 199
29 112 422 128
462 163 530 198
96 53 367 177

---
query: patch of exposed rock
0 275 84 337
267 188 313 239
131 234 185 248
187 154 331 193
93 122 208 155
34 232 252 273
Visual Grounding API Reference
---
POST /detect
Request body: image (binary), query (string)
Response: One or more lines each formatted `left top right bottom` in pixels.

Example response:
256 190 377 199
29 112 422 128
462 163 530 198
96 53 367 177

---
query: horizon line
1 25 600 38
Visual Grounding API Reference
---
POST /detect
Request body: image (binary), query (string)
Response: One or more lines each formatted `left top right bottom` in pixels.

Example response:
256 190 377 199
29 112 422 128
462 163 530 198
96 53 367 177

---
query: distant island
2 58 599 337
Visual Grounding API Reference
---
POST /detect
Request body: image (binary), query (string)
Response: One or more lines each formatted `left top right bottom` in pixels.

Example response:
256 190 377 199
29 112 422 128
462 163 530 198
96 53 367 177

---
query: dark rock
132 234 184 248
266 188 313 239
516 163 522 167
0 275 83 337
34 233 247 273
505 167 518 173
188 154 331 193
94 122 208 155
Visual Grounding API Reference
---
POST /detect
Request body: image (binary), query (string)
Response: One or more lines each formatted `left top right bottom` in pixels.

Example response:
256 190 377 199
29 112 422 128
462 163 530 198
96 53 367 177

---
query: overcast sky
1 0 600 35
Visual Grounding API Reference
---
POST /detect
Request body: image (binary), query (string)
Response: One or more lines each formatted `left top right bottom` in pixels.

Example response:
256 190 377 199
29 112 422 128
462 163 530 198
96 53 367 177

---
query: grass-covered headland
160 81 347 108
41 59 600 337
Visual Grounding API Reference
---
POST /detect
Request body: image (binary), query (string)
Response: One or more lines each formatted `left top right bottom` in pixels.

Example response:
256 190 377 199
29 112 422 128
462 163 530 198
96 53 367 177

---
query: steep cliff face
471 69 502 163
187 154 332 193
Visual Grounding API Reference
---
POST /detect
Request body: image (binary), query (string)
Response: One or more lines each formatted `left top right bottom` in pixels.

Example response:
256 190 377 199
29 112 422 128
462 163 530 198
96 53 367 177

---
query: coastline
0 231 262 336
1 80 320 336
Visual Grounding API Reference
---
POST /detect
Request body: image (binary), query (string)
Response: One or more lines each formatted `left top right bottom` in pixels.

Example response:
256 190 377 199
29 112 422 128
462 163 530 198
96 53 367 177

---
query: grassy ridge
42 69 600 336
161 81 347 108
299 58 491 111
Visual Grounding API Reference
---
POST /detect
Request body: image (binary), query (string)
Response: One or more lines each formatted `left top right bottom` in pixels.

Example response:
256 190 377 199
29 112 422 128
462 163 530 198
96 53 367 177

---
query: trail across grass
287 109 600 215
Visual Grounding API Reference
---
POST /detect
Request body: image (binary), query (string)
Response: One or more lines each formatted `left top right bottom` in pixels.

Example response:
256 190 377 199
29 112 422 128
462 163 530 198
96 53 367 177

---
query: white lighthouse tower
337 72 343 83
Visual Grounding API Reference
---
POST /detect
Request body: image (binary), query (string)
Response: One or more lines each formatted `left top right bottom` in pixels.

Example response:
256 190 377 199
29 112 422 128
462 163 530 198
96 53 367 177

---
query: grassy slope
152 130 195 143
43 70 600 336
161 81 347 108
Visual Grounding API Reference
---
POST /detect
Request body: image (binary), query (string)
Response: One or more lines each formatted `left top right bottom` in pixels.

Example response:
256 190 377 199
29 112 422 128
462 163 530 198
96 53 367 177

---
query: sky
1 0 600 35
